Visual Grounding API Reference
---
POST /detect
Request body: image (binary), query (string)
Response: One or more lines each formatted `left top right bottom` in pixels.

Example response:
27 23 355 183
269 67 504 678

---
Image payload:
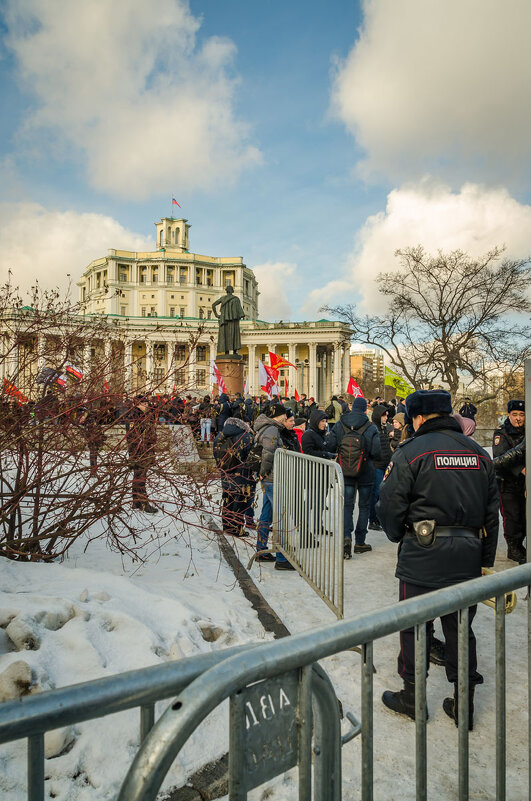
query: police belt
405 525 480 547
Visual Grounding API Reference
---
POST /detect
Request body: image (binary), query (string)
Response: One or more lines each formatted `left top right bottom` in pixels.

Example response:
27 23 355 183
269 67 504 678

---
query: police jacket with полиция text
376 415 499 589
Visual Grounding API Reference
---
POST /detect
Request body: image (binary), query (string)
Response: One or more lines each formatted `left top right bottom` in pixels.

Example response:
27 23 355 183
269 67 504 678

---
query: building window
197 345 207 362
175 345 186 361
150 307 156 316
82 287 86 300
120 305 126 316
199 307 204 319
206 270 213 287
196 369 206 386
167 267 174 283
170 307 175 317
140 267 147 283
141 307 146 317
159 230 164 247
180 307 185 317
153 367 165 384
207 310 212 319
176 368 185 383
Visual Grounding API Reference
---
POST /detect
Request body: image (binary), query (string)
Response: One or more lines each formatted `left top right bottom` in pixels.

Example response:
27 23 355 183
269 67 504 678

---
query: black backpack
325 402 335 420
337 420 371 478
213 433 243 471
246 435 263 474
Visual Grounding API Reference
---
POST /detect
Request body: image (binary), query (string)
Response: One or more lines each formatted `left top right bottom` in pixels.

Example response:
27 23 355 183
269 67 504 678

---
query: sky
0 0 530 321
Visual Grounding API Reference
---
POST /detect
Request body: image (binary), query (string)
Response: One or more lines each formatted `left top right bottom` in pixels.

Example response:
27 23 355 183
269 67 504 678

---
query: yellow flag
384 366 414 396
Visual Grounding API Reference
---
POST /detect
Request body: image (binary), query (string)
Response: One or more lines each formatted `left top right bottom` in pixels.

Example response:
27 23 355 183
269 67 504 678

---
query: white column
188 343 197 389
343 346 351 391
308 342 317 400
209 341 217 394
38 336 47 375
145 341 154 390
288 343 297 398
247 343 256 395
125 342 134 392
333 342 342 395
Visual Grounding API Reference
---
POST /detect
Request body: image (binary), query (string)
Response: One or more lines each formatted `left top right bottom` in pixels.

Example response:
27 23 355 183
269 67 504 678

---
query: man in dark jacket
493 399 526 563
214 417 254 537
377 390 498 727
216 392 231 431
368 404 393 530
126 398 158 513
302 409 334 541
326 396 381 557
254 403 291 568
459 398 478 420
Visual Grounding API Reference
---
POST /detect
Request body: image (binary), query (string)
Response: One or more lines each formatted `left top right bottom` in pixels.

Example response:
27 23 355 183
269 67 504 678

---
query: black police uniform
377 415 498 689
493 418 526 561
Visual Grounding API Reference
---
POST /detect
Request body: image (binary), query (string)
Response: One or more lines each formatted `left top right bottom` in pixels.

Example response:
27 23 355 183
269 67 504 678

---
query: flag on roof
172 197 181 208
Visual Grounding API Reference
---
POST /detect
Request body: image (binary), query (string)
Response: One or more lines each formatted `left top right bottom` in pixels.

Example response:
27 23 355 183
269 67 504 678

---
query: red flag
347 377 364 398
172 197 181 208
264 363 279 383
284 378 288 398
103 380 110 393
294 388 301 402
3 378 28 404
269 352 297 371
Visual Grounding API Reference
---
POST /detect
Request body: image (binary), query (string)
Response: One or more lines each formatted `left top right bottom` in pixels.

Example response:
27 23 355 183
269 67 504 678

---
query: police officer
493 400 526 563
377 390 498 728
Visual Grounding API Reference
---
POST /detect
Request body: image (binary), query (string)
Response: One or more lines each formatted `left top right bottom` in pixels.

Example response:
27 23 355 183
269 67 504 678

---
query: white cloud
0 203 152 297
4 0 261 198
251 261 300 321
306 182 531 314
331 0 531 186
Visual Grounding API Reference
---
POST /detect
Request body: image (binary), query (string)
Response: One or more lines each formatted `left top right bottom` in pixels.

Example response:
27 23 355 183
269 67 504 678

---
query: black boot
443 683 475 730
507 543 526 564
344 540 352 560
382 680 422 721
429 636 446 666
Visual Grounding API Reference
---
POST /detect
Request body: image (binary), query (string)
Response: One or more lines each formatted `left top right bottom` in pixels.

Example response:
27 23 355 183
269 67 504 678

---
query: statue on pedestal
212 285 245 356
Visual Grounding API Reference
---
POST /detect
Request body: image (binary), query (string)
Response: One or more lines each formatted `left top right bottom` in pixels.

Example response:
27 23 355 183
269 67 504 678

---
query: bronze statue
212 285 245 355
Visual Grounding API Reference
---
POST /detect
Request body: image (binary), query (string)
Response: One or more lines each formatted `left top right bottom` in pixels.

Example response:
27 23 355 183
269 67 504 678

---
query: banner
210 359 228 395
243 376 249 396
65 361 83 381
259 359 278 398
346 377 364 398
3 378 28 404
384 366 415 397
269 352 298 371
284 378 288 398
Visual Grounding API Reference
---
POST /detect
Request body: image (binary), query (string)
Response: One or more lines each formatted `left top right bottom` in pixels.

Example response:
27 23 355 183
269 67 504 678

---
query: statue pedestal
215 356 244 396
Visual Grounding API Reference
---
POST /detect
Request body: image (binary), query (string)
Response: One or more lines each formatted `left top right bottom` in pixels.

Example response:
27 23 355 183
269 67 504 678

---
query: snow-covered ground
0 490 528 801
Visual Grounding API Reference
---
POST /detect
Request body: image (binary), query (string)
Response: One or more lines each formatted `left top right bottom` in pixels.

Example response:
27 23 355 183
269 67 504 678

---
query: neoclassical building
73 217 351 400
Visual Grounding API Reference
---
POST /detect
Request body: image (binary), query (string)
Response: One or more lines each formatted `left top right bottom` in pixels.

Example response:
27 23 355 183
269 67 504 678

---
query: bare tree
323 246 531 399
0 283 221 561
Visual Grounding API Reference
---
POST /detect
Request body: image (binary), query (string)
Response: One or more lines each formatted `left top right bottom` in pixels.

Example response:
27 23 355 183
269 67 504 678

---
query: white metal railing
272 450 345 618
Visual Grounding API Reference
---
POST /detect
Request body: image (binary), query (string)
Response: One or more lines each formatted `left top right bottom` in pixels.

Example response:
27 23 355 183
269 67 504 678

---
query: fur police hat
269 402 287 418
405 389 452 418
507 399 525 413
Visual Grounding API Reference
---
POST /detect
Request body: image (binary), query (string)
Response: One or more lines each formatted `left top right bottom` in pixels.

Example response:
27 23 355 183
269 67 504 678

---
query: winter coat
459 402 478 420
215 417 254 485
327 398 343 424
126 407 157 465
493 419 525 490
284 398 299 415
371 405 393 470
254 413 286 481
301 410 333 460
325 409 381 485
377 415 498 589
280 427 301 453
216 393 231 430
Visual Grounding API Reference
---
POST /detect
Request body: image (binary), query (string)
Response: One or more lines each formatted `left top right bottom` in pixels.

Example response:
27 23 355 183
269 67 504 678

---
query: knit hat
285 408 294 419
507 399 525 413
352 397 368 412
393 412 405 427
294 416 307 426
405 389 452 418
269 402 287 418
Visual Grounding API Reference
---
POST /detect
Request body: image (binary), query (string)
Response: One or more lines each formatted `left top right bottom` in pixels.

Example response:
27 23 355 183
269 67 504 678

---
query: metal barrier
271 449 345 618
117 564 531 801
2 567 531 800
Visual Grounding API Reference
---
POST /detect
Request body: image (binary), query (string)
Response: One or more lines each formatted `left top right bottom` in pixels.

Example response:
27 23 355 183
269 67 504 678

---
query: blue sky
1 0 530 320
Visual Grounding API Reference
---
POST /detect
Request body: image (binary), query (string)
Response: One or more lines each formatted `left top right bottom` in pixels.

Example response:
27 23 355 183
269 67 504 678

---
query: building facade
1 218 352 402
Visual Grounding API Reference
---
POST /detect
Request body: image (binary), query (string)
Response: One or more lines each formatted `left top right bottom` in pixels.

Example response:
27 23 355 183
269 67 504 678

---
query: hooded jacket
216 393 231 430
254 413 286 481
301 409 333 459
325 409 381 484
377 415 498 588
371 404 393 470
214 417 254 483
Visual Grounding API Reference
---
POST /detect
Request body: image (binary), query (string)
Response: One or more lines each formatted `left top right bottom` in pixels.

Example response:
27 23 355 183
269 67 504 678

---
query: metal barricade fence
115 564 531 801
272 449 345 618
2 565 531 800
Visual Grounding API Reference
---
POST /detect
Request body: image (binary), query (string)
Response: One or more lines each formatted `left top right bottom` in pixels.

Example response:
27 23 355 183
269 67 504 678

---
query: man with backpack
213 416 254 537
326 396 381 558
325 395 343 425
